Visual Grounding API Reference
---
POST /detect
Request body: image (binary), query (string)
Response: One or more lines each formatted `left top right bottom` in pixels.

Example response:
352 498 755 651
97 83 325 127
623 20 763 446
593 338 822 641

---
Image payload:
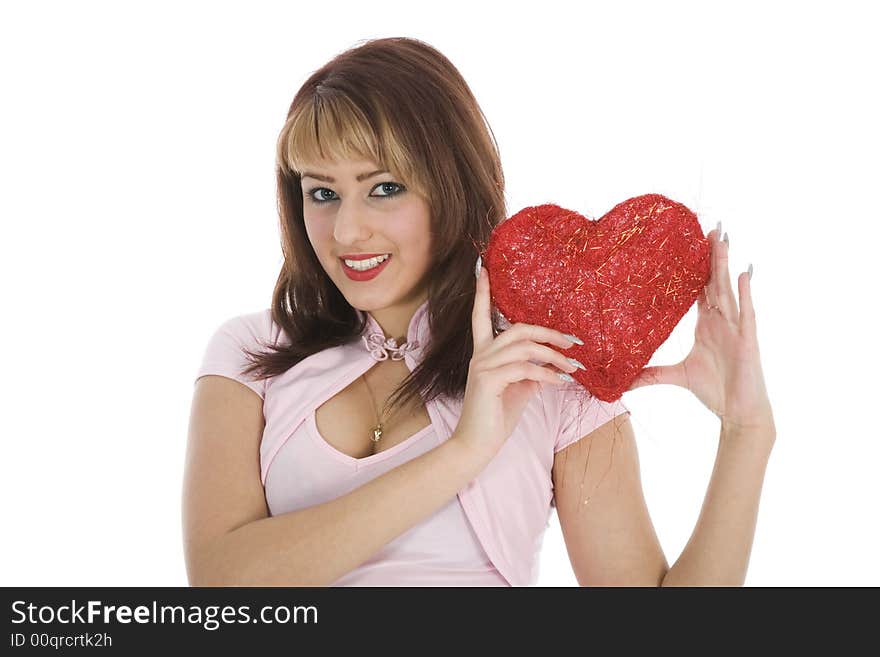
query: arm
552 413 775 586
595 225 774 586
660 427 774 586
552 413 669 586
182 376 490 586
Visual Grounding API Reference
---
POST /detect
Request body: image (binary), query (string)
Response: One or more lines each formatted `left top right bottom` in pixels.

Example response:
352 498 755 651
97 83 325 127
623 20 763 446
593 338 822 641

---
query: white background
2 0 877 586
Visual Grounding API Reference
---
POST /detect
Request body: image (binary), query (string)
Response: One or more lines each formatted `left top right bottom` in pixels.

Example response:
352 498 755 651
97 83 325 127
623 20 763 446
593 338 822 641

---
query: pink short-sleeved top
194 299 630 586
270 411 507 586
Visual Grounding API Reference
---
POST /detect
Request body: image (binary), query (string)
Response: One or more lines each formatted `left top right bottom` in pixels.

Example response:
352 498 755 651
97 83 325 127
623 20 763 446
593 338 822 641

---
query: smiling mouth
340 254 391 271
338 254 393 282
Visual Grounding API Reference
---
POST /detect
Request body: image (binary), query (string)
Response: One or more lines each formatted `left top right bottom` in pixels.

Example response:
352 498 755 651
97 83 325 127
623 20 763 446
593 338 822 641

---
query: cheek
394 213 432 263
397 234 430 268
303 218 331 249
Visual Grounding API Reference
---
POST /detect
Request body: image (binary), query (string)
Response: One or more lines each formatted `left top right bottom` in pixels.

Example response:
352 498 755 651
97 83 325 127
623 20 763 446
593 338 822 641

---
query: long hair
241 37 507 421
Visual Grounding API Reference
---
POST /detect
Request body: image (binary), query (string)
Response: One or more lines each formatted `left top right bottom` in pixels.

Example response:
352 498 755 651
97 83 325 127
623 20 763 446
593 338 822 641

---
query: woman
183 37 776 586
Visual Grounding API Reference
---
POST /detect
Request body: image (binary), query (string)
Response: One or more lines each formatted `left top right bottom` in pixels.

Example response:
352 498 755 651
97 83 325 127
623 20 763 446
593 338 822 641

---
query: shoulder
194 308 285 400
540 381 631 454
213 308 281 347
206 307 293 358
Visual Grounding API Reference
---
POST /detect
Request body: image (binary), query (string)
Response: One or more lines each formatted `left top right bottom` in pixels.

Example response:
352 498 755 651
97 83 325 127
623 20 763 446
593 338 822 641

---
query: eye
306 187 338 204
371 182 405 198
304 182 406 205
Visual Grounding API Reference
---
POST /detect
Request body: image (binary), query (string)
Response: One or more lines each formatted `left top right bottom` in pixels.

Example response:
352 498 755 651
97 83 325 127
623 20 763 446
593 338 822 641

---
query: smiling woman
296 156 434 342
183 36 765 589
250 37 510 418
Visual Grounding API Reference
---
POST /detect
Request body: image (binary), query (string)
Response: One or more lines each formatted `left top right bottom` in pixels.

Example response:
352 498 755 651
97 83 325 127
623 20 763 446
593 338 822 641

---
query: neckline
360 298 430 354
307 408 435 468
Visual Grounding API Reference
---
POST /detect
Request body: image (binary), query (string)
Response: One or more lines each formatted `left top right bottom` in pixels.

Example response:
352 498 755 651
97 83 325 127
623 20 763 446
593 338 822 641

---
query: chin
340 290 394 312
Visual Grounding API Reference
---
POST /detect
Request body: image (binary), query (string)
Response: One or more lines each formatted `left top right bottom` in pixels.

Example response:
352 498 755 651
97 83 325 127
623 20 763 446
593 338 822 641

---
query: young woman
183 37 776 587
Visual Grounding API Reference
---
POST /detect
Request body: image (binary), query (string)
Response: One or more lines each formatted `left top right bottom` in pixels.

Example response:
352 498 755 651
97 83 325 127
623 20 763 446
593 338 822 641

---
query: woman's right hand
453 257 585 462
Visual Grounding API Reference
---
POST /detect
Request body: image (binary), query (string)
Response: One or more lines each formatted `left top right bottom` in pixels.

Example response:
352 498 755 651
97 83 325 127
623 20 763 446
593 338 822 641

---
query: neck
365 294 427 344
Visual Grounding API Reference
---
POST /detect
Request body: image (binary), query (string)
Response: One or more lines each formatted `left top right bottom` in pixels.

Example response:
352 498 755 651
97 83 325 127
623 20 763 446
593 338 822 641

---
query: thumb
471 256 494 353
627 363 688 391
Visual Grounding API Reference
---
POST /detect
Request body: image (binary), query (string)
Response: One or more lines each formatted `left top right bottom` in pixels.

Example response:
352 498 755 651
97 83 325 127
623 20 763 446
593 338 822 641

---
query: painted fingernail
716 220 722 236
567 357 586 370
748 263 753 280
723 231 729 246
475 254 482 279
562 333 584 345
558 373 575 383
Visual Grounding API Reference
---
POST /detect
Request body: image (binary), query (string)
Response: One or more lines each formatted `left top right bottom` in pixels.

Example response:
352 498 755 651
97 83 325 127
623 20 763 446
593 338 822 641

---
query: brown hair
241 37 507 421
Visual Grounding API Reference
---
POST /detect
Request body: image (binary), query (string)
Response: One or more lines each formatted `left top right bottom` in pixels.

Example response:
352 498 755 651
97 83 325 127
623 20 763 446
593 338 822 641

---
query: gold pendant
371 424 382 442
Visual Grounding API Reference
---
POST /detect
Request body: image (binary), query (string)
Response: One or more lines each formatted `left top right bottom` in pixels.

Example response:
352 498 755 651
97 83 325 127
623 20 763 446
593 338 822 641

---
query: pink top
265 410 508 586
194 298 630 586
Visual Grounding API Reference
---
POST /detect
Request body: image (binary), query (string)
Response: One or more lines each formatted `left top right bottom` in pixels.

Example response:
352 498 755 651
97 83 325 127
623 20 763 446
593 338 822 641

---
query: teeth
344 254 390 271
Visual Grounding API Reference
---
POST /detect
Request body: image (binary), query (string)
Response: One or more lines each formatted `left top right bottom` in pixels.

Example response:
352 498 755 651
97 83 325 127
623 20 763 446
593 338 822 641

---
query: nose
332 199 373 245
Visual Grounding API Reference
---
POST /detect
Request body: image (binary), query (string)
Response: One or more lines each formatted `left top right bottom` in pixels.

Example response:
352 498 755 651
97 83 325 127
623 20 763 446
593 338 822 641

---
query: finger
710 227 737 318
701 229 720 314
489 322 579 353
703 229 725 315
737 265 756 339
487 361 571 388
479 340 581 375
627 368 656 391
700 280 727 319
698 283 713 318
627 363 688 390
471 256 494 353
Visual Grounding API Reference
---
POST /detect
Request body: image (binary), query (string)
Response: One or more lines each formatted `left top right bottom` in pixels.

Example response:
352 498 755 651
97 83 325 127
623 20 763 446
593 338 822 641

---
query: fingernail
562 333 584 345
723 231 729 246
567 357 586 370
716 220 722 236
558 373 575 383
475 254 482 279
748 263 753 280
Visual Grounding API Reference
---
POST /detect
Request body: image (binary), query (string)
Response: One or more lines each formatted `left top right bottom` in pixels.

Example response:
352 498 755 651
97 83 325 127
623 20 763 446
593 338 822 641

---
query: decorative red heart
483 193 711 402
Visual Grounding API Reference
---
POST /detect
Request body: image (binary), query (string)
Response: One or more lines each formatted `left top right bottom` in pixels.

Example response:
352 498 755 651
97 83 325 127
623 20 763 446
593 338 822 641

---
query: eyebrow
300 169 389 183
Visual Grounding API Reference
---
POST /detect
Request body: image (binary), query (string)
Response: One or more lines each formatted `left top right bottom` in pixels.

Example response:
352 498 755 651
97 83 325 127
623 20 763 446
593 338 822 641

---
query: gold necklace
359 331 418 444
361 372 388 443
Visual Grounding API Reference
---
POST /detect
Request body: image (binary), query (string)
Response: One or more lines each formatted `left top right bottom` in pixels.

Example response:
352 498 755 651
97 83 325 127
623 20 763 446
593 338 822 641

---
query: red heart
483 193 711 402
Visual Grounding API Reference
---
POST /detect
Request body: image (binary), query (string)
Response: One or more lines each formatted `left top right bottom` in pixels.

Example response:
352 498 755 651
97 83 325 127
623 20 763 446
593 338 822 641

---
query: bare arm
183 375 490 586
660 427 774 586
552 413 774 587
552 413 669 586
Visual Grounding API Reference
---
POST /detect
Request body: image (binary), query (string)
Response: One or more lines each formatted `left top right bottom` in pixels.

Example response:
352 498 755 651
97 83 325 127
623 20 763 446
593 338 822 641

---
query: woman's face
300 157 433 314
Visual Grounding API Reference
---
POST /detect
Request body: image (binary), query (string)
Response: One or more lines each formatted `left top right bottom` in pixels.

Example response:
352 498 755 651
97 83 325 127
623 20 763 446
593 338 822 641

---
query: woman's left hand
627 224 776 442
